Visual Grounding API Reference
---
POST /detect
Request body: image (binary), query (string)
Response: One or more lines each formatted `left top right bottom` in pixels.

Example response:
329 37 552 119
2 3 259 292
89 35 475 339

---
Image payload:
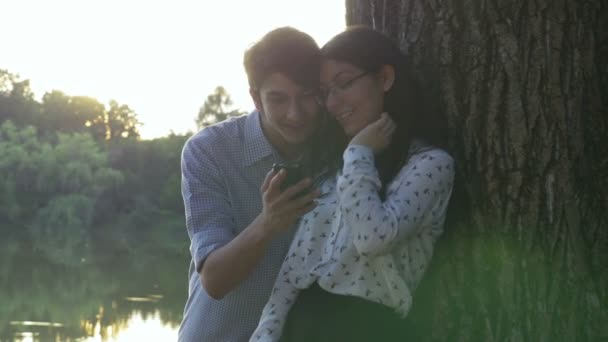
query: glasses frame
319 71 371 102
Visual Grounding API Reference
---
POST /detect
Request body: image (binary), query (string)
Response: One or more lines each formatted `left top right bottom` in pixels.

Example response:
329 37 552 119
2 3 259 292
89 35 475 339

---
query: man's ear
249 88 263 112
381 65 396 92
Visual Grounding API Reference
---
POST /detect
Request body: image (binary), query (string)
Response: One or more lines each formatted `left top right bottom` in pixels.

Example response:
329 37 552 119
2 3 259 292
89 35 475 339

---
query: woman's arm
250 255 301 342
337 145 454 256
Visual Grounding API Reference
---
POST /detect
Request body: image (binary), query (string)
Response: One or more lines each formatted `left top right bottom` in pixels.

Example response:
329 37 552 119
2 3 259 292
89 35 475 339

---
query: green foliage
195 85 245 129
40 91 106 138
0 122 127 265
404 225 607 342
0 69 34 99
0 69 141 141
106 100 141 140
0 119 189 253
0 68 193 341
0 70 40 129
30 194 95 265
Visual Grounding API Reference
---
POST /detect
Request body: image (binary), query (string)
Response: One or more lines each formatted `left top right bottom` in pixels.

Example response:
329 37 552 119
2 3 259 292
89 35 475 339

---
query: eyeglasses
319 71 371 101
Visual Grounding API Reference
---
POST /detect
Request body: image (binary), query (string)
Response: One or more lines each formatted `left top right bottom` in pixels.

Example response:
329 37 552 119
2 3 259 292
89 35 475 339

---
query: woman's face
320 59 388 138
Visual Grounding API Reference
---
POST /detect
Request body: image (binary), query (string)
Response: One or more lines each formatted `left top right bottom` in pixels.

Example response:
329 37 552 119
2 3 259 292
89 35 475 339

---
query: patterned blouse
250 142 455 342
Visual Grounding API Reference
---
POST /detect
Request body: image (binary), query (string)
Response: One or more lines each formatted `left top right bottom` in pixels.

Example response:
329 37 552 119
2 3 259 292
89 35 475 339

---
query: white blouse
250 142 455 342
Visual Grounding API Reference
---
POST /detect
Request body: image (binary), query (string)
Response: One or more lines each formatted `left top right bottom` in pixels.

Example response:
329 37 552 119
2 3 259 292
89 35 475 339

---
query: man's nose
286 99 302 120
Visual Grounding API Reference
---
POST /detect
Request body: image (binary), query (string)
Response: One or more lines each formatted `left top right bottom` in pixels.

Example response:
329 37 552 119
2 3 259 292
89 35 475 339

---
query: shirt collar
243 110 274 167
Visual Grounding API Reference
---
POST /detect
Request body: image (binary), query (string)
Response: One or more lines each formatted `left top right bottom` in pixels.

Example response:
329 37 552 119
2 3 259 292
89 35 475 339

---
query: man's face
253 72 322 151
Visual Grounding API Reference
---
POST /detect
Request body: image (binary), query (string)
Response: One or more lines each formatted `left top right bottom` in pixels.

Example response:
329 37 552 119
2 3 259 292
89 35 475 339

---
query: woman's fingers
375 113 388 128
384 120 396 135
348 112 395 153
380 113 395 138
387 125 396 138
379 112 392 130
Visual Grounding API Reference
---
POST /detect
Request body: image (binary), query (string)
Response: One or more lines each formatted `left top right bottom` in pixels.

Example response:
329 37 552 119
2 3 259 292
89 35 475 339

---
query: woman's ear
381 65 396 92
249 88 262 112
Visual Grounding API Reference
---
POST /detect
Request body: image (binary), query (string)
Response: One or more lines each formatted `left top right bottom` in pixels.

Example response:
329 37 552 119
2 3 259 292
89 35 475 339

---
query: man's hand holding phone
272 163 306 191
257 164 320 236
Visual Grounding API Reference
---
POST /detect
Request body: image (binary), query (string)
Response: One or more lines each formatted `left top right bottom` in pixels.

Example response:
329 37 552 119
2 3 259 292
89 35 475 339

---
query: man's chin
285 135 310 145
282 131 313 145
284 137 309 146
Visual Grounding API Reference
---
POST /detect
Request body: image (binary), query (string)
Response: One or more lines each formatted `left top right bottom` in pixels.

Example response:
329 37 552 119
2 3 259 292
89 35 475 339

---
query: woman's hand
349 112 396 153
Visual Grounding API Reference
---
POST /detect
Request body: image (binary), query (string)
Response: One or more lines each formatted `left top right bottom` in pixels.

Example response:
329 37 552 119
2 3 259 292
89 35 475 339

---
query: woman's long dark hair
321 26 446 197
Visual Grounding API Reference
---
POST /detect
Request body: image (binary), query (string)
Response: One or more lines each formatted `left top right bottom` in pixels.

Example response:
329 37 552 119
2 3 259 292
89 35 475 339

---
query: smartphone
272 163 306 191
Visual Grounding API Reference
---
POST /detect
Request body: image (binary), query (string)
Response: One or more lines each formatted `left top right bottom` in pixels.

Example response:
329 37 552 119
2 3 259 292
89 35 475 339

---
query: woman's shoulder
387 141 454 190
407 140 454 165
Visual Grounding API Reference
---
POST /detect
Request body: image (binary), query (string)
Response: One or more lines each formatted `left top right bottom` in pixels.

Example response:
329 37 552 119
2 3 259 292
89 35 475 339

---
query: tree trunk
346 0 608 340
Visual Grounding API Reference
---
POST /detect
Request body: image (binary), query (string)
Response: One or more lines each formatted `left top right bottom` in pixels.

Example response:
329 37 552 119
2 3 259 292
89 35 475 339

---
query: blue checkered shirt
178 111 297 342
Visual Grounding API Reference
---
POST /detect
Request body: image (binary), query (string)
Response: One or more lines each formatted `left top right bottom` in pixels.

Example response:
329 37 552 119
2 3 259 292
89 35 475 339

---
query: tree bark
346 0 608 340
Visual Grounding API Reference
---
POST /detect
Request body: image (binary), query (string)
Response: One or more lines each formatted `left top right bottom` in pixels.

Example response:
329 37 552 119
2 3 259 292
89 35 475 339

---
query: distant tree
41 91 106 138
195 86 245 129
1 69 141 140
39 91 141 141
0 121 124 265
105 100 141 140
0 69 34 100
0 71 190 340
0 69 39 127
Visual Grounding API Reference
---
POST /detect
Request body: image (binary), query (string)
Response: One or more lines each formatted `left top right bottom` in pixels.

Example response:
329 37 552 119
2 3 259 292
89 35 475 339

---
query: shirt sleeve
250 257 300 342
181 137 236 273
337 144 454 256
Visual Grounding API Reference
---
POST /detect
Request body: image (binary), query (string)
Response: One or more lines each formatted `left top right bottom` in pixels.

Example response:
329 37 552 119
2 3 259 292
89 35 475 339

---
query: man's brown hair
244 27 321 91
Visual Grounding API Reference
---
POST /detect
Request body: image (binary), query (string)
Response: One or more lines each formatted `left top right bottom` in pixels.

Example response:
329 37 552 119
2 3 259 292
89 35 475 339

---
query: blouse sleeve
337 144 454 256
250 253 300 342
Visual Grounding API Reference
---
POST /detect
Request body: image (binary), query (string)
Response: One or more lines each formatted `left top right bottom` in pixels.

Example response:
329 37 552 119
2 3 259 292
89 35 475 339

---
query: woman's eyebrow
331 71 349 82
322 71 349 86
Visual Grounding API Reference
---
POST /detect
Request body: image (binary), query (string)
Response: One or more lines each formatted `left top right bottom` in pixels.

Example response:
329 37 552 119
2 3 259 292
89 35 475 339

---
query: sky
1 0 346 139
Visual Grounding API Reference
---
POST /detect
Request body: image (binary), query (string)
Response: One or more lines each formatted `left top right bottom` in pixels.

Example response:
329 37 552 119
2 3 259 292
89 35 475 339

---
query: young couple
178 26 454 342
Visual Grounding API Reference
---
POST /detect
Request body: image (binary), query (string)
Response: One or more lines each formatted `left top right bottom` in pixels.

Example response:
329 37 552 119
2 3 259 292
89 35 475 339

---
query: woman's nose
324 91 340 116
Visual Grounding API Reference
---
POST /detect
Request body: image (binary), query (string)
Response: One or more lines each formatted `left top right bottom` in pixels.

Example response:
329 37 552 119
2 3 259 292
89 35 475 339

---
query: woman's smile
335 109 354 122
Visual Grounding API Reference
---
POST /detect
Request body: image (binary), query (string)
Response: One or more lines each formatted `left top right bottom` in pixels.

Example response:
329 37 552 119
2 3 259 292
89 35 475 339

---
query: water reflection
9 312 176 342
0 239 188 342
82 311 177 342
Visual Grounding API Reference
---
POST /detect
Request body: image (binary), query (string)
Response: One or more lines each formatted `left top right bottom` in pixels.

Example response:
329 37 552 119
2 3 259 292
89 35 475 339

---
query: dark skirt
281 283 407 342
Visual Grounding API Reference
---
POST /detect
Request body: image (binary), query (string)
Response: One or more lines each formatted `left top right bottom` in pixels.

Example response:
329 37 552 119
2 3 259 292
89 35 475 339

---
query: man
178 27 325 342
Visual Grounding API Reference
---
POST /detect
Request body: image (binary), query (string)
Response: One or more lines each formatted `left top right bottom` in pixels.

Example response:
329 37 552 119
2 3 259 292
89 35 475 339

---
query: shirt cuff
343 144 375 166
190 228 234 273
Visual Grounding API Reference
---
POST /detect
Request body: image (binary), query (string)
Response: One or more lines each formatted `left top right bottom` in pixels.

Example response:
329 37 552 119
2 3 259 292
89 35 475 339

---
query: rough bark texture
346 0 607 340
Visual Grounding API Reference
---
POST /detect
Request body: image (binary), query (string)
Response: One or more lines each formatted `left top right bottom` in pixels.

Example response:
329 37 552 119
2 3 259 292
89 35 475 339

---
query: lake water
1 243 189 342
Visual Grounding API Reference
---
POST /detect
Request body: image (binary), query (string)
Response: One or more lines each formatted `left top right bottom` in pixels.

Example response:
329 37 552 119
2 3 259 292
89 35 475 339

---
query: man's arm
199 214 272 299
182 139 319 299
201 169 320 299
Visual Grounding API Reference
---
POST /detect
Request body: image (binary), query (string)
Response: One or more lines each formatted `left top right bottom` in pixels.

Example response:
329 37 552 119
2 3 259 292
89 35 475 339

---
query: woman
251 26 455 342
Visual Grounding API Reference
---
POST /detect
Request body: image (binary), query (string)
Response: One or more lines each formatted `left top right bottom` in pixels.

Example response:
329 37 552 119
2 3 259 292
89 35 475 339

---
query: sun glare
81 311 177 342
1 0 346 139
